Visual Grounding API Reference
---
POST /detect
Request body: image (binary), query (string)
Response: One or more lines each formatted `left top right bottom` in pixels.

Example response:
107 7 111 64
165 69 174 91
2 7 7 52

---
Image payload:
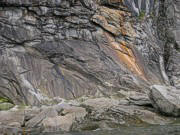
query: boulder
0 110 24 126
0 125 21 135
25 107 58 128
42 106 87 132
149 85 180 116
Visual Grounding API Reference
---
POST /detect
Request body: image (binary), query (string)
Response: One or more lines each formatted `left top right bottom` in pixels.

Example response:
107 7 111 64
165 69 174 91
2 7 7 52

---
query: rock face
149 85 180 116
1 1 180 133
161 0 180 89
0 0 179 128
0 0 176 106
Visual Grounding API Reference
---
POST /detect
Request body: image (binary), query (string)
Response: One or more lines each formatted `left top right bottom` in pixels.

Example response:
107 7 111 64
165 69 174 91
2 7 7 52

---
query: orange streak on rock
116 42 146 80
95 5 146 80
105 32 146 80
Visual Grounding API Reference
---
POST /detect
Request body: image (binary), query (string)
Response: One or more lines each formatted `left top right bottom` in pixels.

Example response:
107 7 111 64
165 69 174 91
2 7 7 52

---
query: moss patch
0 97 10 103
0 103 14 111
138 11 146 20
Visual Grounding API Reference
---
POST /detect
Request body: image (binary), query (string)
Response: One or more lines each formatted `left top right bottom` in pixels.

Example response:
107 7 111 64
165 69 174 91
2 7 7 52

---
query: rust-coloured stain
96 4 146 80
115 41 146 80
105 32 146 80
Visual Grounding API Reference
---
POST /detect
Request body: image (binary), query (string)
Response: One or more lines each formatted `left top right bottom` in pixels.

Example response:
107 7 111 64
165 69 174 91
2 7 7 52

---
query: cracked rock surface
0 0 180 133
0 0 175 105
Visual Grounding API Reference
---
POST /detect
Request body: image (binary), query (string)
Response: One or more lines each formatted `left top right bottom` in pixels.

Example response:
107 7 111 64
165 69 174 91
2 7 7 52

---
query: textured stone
0 1 180 133
82 97 119 109
76 97 171 130
0 125 21 135
0 110 24 126
0 0 169 106
26 107 58 128
149 85 180 116
160 0 180 88
0 1 179 130
42 106 87 132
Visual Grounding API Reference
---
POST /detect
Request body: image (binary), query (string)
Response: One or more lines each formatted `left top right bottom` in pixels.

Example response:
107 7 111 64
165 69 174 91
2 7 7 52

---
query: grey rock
0 110 24 126
0 125 21 135
0 0 171 107
158 0 180 88
0 1 180 134
128 92 151 106
72 97 171 131
0 96 174 133
25 107 58 128
0 2 179 132
149 85 180 116
42 106 87 132
109 105 170 125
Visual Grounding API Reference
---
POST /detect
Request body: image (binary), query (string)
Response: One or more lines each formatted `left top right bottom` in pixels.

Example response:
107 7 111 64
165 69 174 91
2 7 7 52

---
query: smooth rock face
149 85 180 116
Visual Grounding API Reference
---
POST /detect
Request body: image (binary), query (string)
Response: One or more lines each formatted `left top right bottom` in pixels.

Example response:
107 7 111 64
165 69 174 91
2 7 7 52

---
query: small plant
138 10 146 20
0 97 10 103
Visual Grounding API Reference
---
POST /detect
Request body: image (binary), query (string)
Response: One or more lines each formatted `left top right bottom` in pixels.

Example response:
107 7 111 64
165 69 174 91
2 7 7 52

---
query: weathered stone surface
0 125 21 135
42 106 87 132
0 96 174 133
0 110 24 126
149 85 180 116
0 0 170 106
158 0 180 88
108 105 170 125
78 97 170 129
0 0 179 133
128 92 151 106
26 107 58 128
82 97 120 109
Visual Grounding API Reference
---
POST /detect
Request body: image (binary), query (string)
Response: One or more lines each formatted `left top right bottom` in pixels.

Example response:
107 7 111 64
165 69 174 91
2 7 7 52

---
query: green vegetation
138 11 146 20
0 97 11 103
0 102 14 111
0 97 14 111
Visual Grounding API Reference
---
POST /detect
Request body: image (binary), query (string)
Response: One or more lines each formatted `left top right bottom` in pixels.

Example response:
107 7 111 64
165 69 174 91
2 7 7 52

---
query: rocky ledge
1 85 180 134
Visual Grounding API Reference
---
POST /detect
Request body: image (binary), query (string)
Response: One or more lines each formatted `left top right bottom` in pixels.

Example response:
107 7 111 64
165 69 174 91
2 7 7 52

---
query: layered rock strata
0 0 180 133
